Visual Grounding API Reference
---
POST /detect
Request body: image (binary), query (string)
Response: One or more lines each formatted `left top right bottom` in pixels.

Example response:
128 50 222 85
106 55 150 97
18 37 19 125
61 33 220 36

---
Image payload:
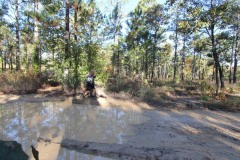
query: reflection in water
58 147 113 160
0 98 147 159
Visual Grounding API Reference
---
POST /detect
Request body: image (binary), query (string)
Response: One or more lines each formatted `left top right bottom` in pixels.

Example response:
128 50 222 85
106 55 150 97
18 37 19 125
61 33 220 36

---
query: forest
0 0 240 159
0 0 239 96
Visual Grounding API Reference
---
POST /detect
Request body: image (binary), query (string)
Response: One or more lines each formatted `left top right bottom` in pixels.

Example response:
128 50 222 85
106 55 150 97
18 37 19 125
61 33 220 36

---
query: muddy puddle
0 97 148 160
1 94 240 160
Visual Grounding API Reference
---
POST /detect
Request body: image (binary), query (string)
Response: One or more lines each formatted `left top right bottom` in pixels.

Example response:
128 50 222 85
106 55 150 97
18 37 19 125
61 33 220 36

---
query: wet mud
0 92 239 160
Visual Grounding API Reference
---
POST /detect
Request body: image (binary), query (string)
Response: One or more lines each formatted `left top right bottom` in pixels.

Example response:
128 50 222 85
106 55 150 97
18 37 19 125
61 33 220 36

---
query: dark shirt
86 75 96 89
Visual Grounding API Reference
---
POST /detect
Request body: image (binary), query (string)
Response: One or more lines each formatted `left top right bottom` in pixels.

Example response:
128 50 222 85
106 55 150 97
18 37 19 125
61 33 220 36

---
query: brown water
0 98 148 160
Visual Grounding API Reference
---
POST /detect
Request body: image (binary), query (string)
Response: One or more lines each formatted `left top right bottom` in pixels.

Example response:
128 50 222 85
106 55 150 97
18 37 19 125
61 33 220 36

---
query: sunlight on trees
0 0 239 95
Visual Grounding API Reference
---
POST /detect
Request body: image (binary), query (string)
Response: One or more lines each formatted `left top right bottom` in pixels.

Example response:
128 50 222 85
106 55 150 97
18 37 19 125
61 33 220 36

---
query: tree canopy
0 0 239 94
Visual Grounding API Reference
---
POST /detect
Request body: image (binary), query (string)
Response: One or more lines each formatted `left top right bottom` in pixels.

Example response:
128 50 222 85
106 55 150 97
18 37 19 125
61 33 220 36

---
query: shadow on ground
0 140 29 160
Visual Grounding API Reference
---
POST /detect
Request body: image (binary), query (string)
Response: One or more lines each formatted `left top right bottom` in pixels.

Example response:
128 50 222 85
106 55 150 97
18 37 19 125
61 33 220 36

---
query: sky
125 0 166 12
96 0 166 15
95 0 170 43
121 0 166 13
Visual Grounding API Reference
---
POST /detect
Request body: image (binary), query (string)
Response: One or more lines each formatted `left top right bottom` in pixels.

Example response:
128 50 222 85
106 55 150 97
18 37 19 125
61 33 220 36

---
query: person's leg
84 86 90 96
84 90 89 96
88 85 96 97
92 88 96 97
89 89 93 97
89 87 96 97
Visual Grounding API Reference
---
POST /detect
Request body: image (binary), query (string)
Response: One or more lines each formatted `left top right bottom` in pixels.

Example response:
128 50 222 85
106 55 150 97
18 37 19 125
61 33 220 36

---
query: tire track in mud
38 137 175 159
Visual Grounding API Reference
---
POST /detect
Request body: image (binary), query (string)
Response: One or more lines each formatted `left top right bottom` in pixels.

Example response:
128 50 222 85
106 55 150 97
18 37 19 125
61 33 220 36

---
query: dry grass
106 77 177 104
106 77 240 112
0 71 42 94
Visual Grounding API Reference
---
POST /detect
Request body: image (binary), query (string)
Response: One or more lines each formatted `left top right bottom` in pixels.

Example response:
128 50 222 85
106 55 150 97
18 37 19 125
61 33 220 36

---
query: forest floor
0 86 240 160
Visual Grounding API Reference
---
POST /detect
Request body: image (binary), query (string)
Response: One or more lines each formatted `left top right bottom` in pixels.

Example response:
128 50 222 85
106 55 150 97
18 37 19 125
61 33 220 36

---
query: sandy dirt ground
0 90 239 160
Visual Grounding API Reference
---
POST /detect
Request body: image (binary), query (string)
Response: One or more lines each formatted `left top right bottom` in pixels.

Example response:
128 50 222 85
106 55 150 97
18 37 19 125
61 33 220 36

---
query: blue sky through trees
96 0 166 15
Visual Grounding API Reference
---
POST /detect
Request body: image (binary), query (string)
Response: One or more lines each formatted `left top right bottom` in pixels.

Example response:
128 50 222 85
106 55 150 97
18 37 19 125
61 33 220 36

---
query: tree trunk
233 34 238 83
9 46 13 70
165 63 169 79
39 42 42 72
229 34 235 83
219 63 225 88
164 62 167 79
10 48 13 70
191 51 196 80
52 48 55 61
117 39 120 75
151 32 157 81
141 54 144 75
202 68 205 80
181 34 186 81
210 24 220 94
8 56 10 69
199 52 201 80
151 57 155 81
1 50 3 72
65 0 70 60
157 57 160 78
212 64 215 81
4 52 6 71
33 0 39 70
145 50 148 79
112 34 117 75
157 58 161 78
173 15 178 80
134 44 139 75
210 0 224 94
24 45 28 69
74 4 78 42
221 63 224 76
202 58 205 80
136 59 139 75
15 0 20 70
73 4 80 94
112 49 116 75
211 42 220 94
233 6 239 83
212 50 222 94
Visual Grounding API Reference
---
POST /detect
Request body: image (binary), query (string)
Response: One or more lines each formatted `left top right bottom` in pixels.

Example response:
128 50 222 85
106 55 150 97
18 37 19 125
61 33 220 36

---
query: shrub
138 86 155 102
227 87 234 93
0 71 42 94
199 81 213 92
201 95 210 101
106 76 146 95
237 82 240 87
152 79 177 87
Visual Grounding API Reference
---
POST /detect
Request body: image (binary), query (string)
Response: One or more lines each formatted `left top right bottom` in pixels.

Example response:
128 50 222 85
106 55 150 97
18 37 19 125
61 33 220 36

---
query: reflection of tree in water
0 103 44 156
58 103 145 144
0 100 145 159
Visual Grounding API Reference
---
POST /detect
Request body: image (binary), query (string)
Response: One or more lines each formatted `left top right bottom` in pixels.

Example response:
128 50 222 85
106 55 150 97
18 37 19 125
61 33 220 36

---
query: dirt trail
0 91 239 160
40 109 240 160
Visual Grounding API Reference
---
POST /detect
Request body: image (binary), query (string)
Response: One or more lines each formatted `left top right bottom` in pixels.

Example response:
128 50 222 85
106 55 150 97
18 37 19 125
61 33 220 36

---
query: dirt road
0 92 239 160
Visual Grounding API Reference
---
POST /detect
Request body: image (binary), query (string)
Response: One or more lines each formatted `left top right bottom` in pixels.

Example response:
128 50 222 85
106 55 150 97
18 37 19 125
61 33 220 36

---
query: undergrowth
106 77 240 111
106 77 177 103
0 71 43 94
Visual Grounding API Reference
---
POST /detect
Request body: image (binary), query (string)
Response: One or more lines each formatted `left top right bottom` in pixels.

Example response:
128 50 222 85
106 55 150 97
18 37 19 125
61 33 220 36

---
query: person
84 69 96 97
